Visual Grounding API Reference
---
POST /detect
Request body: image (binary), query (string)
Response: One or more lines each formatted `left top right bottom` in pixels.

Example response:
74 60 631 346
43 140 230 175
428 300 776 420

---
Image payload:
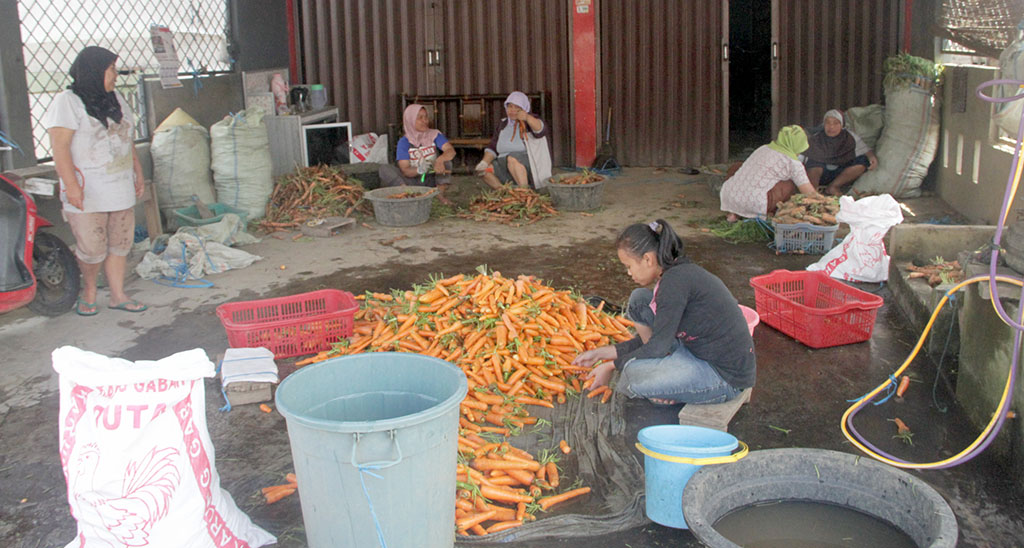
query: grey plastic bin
365 185 434 226
275 352 467 548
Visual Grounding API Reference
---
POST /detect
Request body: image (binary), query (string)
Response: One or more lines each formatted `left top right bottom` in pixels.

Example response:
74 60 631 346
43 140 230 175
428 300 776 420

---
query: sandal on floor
76 298 98 316
108 299 147 312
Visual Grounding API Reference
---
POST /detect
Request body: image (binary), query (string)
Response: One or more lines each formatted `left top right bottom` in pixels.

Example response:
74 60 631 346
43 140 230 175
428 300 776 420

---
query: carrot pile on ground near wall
295 268 634 534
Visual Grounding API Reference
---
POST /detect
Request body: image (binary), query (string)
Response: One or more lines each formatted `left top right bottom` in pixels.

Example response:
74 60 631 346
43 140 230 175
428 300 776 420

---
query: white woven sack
994 37 1024 138
54 346 276 548
844 104 885 151
152 124 216 215
210 109 273 221
852 87 939 198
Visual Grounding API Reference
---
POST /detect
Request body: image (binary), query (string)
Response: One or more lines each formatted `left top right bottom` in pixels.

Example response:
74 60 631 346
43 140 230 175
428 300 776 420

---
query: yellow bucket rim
635 440 749 465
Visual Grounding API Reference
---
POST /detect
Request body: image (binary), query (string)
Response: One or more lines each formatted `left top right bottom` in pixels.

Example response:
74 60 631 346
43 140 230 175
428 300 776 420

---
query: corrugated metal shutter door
438 0 572 166
771 0 901 132
294 0 572 165
600 0 728 167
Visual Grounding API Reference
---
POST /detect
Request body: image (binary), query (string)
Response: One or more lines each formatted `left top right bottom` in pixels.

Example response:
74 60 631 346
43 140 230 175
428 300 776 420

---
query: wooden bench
677 388 753 432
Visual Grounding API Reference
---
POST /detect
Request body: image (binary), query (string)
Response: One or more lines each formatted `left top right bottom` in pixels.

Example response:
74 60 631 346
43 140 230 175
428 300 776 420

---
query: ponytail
615 219 688 267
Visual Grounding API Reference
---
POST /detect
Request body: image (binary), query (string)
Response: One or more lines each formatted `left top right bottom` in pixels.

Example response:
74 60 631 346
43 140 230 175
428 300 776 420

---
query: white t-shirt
41 90 137 213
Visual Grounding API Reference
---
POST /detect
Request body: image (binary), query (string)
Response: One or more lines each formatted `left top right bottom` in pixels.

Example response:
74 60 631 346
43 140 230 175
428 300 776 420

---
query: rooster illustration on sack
71 443 181 546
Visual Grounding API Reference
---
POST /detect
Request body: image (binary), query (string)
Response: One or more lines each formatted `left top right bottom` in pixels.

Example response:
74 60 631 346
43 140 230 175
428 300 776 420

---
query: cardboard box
224 381 273 407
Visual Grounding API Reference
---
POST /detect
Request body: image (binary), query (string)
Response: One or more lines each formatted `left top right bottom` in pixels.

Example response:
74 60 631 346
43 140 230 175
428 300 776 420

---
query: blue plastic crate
173 203 249 227
772 221 838 254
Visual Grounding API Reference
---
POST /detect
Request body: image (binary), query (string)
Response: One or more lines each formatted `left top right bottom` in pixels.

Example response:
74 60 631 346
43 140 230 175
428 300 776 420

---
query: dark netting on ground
457 385 650 544
937 0 1024 58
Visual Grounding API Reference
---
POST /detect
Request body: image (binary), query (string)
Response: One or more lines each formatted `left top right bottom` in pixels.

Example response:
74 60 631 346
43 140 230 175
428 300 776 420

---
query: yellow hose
841 275 1023 468
844 121 1024 469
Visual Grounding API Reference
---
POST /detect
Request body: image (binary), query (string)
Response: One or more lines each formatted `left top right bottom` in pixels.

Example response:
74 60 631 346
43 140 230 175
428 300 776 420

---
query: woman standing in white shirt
42 46 147 316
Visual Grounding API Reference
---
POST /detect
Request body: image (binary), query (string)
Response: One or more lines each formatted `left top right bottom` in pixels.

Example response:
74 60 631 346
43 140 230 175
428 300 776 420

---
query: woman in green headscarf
719 125 823 222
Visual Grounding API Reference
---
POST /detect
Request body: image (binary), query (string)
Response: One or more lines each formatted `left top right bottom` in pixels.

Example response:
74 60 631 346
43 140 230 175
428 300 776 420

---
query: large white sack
210 109 273 221
54 346 276 548
845 104 885 151
152 108 216 220
807 194 904 283
994 36 1024 138
852 87 940 198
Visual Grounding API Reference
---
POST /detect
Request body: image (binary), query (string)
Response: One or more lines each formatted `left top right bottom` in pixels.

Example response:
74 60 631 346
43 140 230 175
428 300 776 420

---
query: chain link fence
18 0 231 160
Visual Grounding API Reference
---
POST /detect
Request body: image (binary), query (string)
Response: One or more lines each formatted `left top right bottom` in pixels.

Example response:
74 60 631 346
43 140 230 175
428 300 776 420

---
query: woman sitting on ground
572 219 755 405
804 109 878 196
474 91 552 190
379 104 456 203
719 125 824 222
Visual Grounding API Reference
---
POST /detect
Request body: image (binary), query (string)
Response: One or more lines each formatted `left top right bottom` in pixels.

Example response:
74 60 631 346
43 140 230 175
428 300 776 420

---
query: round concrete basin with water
682 448 958 548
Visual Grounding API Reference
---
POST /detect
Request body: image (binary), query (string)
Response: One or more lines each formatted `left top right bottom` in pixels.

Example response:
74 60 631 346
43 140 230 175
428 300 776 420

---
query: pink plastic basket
749 270 883 348
216 289 358 358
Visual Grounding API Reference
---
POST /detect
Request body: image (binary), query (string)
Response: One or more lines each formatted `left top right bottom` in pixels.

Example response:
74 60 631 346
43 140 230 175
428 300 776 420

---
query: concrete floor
2 168 1023 547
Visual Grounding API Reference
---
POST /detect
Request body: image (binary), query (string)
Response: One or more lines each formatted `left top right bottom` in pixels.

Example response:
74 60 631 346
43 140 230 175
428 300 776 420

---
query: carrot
892 417 912 434
485 520 524 533
559 440 572 454
472 458 542 472
456 509 498 531
601 387 613 404
516 502 527 521
538 487 591 510
896 375 911 398
264 486 296 504
514 395 555 408
546 462 559 488
586 385 609 399
489 506 519 522
259 404 273 413
285 473 297 485
505 468 536 486
470 523 488 536
480 485 535 504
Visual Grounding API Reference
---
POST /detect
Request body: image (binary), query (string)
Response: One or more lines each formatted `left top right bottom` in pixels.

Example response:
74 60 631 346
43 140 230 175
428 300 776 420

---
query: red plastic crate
216 289 358 358
749 270 884 348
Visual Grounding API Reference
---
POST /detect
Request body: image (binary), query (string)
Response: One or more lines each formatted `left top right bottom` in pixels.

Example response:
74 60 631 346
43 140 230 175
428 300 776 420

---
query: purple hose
846 79 1024 467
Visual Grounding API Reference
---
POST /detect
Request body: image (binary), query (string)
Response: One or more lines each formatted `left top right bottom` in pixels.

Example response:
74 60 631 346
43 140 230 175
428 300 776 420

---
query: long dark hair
69 46 122 128
615 219 689 267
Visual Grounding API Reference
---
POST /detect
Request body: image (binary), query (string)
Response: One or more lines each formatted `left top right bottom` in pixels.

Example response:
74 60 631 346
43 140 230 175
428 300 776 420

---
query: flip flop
108 299 147 313
75 298 98 316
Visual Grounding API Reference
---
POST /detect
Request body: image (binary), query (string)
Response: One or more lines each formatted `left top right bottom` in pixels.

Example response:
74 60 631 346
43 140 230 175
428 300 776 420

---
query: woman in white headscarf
805 109 878 196
379 103 456 202
475 91 552 190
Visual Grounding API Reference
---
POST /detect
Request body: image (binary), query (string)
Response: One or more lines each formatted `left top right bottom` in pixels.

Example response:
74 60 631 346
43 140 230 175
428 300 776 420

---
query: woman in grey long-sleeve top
573 219 756 405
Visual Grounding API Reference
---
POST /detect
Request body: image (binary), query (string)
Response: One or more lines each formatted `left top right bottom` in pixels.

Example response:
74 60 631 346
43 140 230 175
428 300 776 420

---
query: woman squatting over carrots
572 220 755 405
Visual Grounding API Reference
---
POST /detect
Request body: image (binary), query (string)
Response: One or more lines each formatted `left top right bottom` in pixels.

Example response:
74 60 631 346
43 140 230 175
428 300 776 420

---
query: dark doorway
729 0 772 160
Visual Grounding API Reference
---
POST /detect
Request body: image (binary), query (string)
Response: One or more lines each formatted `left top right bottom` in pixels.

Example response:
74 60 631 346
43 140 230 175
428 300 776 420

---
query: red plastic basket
749 270 884 348
216 289 358 358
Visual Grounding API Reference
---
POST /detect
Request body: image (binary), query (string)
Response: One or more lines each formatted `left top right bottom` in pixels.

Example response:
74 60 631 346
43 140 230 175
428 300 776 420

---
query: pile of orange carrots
293 269 635 534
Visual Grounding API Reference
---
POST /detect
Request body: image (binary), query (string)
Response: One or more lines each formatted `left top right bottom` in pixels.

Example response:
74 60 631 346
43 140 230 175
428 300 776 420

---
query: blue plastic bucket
636 425 747 529
275 352 467 548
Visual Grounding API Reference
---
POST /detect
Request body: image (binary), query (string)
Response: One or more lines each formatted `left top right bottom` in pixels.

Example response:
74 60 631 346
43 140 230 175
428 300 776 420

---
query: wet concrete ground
2 168 1023 547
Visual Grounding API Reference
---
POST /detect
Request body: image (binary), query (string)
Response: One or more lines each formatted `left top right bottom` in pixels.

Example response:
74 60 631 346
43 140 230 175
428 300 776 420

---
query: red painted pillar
903 0 913 52
572 0 597 167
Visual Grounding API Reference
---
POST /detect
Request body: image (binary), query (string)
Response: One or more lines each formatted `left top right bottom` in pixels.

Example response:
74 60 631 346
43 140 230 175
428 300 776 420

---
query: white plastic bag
807 194 904 283
134 221 262 281
349 132 387 164
54 346 276 548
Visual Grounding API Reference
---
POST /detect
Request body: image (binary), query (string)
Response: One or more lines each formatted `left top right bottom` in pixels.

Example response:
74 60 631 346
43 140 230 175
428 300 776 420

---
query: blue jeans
621 288 741 404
